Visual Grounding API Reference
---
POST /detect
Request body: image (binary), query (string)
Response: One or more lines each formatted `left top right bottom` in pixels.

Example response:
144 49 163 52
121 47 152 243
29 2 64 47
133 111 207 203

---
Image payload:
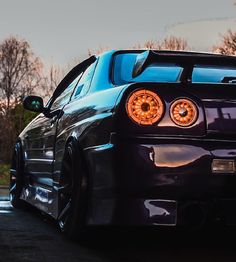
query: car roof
90 49 236 92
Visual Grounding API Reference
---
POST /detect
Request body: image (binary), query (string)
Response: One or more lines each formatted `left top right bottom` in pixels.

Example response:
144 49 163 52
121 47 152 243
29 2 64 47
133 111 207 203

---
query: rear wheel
57 141 88 240
9 142 26 209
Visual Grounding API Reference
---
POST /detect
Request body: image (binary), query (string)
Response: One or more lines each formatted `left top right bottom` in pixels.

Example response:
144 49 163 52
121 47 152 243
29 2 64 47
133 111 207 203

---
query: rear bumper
87 197 236 227
84 136 236 226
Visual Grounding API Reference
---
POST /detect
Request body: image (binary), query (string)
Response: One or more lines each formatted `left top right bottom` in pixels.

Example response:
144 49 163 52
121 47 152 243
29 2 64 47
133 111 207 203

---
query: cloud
165 18 236 51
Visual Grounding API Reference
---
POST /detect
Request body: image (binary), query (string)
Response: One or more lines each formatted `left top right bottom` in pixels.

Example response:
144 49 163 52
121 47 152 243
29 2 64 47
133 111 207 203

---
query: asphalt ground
1 187 236 262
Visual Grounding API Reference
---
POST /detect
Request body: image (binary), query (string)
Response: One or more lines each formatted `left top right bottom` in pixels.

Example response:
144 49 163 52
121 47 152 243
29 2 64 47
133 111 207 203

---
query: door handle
50 116 58 125
48 109 64 126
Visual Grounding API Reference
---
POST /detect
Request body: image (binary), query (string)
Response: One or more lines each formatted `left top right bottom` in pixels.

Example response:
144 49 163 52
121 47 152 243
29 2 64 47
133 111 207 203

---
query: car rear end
88 50 236 228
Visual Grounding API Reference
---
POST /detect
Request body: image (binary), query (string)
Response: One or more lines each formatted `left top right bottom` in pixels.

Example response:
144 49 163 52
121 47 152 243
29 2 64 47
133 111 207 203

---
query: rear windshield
192 65 236 84
113 53 183 85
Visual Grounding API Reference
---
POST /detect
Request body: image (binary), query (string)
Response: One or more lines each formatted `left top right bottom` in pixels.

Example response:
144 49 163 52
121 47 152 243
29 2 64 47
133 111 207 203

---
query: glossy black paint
12 50 236 227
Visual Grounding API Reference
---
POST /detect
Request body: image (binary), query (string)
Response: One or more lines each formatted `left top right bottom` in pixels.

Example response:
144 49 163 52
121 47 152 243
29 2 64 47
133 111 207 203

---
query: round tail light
170 98 198 127
126 89 164 125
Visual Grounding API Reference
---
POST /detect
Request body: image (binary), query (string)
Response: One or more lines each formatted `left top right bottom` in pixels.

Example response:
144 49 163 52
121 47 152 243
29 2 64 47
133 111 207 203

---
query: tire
9 142 26 209
57 141 88 241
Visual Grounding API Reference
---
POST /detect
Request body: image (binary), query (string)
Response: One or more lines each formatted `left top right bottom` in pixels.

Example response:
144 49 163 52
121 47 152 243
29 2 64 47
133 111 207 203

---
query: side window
50 72 83 110
71 61 97 100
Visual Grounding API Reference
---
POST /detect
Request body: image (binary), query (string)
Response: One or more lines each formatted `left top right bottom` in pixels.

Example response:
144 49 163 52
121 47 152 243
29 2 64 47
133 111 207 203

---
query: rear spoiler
132 50 236 80
132 50 153 78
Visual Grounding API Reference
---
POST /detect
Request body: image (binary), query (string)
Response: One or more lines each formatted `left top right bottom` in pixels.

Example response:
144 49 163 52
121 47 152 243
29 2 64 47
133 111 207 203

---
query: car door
24 73 82 188
24 56 96 189
53 59 98 184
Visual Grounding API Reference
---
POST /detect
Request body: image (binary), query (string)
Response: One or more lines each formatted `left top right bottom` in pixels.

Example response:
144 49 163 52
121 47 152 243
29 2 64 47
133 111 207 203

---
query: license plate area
144 199 177 226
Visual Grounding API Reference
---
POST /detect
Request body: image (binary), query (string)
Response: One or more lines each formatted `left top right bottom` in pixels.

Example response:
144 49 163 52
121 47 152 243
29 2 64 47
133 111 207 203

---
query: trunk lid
187 84 236 137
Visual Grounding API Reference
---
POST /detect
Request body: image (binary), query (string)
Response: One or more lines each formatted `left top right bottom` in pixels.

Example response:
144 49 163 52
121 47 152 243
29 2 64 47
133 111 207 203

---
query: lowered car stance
10 50 236 238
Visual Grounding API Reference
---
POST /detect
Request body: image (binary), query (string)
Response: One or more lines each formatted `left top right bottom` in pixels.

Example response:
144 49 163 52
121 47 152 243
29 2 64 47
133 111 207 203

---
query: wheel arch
62 136 91 193
56 135 91 225
11 139 24 170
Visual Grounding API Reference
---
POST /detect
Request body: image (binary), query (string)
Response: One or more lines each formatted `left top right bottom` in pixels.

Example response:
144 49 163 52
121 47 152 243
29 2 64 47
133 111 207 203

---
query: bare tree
0 36 44 163
134 36 189 51
160 36 189 50
42 64 63 101
88 46 110 56
0 36 43 111
213 30 236 55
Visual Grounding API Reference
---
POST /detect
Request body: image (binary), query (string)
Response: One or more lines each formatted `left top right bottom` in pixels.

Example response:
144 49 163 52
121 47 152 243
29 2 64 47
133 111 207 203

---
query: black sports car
10 50 236 238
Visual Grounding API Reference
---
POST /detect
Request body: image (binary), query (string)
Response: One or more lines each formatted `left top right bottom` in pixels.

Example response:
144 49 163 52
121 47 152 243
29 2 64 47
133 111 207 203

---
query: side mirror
23 96 44 113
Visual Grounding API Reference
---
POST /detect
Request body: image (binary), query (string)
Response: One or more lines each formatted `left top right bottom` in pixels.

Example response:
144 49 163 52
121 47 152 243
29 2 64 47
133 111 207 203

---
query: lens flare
170 99 198 127
126 89 164 125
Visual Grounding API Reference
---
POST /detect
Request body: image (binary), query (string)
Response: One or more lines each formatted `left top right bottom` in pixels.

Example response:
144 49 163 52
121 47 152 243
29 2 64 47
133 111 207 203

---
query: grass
0 164 10 186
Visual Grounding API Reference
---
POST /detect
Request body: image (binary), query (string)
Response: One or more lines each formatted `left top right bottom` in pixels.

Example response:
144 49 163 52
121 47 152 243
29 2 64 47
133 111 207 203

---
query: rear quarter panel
53 86 126 182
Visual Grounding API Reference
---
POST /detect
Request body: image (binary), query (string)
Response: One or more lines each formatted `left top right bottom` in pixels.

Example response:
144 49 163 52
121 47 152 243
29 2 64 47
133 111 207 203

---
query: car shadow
85 226 236 262
8 203 236 262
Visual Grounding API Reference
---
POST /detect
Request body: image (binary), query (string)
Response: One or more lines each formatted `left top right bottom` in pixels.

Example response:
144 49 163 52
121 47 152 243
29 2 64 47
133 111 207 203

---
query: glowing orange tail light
170 98 198 127
126 89 164 125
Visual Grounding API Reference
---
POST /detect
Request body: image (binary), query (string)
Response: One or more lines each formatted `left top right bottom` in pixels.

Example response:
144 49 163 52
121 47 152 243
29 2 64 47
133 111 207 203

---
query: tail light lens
126 89 164 125
170 98 198 127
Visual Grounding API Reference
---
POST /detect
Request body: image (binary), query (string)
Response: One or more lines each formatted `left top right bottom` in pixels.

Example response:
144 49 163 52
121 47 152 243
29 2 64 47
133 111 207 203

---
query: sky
0 0 236 67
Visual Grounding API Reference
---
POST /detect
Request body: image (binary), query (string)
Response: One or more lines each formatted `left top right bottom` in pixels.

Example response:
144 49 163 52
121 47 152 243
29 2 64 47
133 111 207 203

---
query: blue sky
0 0 235 66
